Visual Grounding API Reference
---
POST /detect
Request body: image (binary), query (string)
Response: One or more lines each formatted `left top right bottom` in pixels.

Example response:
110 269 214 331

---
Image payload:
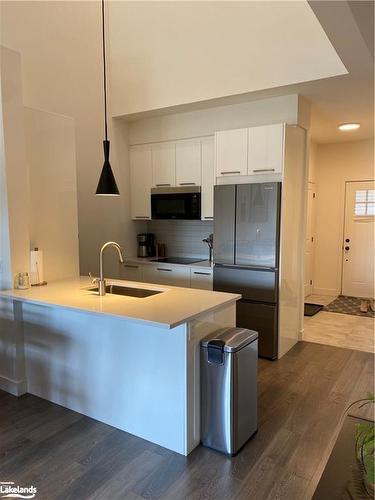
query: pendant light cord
102 0 108 141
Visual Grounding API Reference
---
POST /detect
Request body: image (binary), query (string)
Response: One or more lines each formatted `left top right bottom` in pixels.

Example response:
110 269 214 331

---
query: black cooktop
152 257 205 265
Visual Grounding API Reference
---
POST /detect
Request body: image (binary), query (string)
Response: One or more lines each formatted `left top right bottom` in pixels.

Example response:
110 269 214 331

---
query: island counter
0 277 240 455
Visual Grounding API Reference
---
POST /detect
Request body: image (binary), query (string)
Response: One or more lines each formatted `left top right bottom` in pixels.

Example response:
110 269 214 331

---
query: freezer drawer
213 265 278 303
236 300 278 359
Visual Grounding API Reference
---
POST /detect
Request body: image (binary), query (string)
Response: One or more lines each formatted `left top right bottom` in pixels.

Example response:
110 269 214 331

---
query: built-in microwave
151 186 201 220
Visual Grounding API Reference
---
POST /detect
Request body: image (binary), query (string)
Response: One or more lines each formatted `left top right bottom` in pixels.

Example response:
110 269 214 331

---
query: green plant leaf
364 454 375 484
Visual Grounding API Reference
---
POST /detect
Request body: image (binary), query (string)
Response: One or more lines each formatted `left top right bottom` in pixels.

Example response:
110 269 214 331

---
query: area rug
324 295 375 318
304 303 324 317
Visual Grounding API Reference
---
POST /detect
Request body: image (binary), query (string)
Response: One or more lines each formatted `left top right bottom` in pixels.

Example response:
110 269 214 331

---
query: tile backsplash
146 220 214 259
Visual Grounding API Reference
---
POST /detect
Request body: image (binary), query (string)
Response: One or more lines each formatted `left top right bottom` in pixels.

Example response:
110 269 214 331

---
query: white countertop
0 277 239 329
124 257 213 270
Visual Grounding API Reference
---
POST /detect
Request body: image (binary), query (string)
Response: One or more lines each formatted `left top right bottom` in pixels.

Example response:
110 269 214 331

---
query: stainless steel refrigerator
213 183 281 359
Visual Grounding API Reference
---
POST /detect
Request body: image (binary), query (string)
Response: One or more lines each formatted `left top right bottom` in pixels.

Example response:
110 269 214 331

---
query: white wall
109 1 346 116
1 1 138 278
313 138 374 295
0 47 30 280
0 82 12 290
24 107 80 282
128 94 302 145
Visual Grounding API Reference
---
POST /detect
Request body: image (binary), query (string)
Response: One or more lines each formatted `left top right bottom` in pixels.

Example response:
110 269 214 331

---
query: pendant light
96 0 120 196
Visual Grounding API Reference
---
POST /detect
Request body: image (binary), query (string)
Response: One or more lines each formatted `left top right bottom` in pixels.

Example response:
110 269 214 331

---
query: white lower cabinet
121 262 213 289
143 264 191 287
121 263 144 282
190 269 213 290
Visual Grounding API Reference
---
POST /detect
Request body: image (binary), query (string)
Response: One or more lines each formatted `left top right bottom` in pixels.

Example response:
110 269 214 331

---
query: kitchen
121 120 305 360
0 1 374 499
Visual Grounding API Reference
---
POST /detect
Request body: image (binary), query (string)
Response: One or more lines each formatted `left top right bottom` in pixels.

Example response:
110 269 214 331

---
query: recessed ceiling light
338 123 360 131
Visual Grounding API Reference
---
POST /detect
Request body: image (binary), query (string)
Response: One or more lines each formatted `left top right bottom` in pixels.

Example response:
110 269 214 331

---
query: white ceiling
109 0 373 145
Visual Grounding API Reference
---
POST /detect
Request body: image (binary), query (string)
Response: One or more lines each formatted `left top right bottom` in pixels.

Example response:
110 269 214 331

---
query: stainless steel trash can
200 327 258 455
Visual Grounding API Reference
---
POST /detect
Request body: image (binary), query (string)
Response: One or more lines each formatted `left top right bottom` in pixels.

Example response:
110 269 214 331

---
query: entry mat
324 295 375 318
304 303 324 317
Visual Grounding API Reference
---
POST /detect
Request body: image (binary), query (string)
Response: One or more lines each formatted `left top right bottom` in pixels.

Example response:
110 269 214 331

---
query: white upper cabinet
152 142 176 187
176 139 201 186
248 123 285 174
130 146 152 220
215 128 248 177
201 137 215 220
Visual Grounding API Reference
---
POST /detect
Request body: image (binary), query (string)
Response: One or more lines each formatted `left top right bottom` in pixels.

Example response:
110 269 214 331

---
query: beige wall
0 1 138 277
313 139 374 295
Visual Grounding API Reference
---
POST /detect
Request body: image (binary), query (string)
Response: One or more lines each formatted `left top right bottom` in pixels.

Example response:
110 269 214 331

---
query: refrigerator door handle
214 263 278 272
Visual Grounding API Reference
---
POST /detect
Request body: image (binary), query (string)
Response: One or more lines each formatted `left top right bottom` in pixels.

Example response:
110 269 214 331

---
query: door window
354 189 375 216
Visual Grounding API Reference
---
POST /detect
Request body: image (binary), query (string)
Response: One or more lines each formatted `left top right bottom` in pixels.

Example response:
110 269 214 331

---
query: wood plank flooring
0 342 374 500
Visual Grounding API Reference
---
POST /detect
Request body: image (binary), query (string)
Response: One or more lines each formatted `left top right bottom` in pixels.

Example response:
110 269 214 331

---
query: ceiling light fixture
338 123 360 131
96 0 120 196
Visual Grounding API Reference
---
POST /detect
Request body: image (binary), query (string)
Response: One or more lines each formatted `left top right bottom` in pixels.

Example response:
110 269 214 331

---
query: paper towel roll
30 249 44 285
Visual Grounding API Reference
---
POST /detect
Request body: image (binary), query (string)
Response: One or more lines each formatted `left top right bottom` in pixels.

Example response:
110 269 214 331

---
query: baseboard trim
0 375 27 396
299 328 304 341
312 287 338 296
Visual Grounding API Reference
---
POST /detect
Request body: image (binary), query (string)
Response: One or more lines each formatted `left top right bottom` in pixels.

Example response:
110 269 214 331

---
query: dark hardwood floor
0 341 374 500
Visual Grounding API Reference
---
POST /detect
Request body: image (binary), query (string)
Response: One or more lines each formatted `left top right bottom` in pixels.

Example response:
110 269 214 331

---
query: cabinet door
248 123 284 175
121 263 143 282
143 265 190 287
176 139 201 187
190 269 213 290
215 128 248 178
152 142 176 187
130 147 152 220
201 137 215 221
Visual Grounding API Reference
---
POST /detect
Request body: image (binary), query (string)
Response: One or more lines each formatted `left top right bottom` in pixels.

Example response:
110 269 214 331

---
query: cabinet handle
124 265 139 269
179 182 195 186
135 216 150 219
157 268 172 272
193 271 211 276
220 171 241 175
156 183 171 187
253 168 275 173
203 216 213 220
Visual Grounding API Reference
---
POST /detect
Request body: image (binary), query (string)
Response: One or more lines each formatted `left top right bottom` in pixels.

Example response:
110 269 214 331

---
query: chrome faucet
93 241 124 296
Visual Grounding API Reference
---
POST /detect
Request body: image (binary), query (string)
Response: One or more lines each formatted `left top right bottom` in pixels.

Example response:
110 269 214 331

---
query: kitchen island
0 277 240 455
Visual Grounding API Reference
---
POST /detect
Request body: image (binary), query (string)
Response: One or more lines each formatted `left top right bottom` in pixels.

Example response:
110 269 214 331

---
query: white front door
304 184 316 297
342 180 375 298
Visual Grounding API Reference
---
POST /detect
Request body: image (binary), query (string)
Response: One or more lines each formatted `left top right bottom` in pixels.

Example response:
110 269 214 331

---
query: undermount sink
89 284 163 298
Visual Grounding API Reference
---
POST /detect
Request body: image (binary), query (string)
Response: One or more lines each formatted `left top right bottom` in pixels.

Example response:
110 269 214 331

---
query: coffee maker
137 233 156 258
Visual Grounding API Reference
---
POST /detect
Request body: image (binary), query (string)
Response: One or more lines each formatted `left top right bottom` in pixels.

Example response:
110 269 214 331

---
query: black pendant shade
96 140 120 196
95 0 120 196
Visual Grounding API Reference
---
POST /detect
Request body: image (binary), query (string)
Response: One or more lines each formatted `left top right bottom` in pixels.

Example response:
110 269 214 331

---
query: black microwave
151 186 201 220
